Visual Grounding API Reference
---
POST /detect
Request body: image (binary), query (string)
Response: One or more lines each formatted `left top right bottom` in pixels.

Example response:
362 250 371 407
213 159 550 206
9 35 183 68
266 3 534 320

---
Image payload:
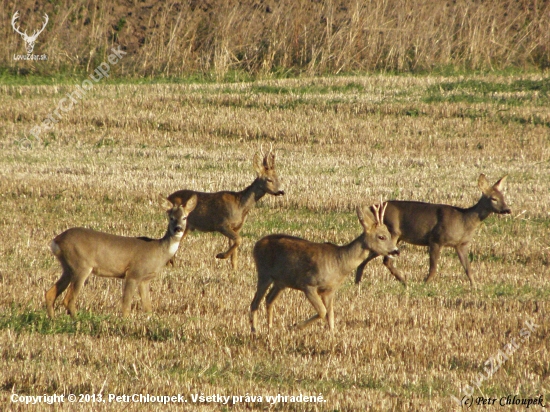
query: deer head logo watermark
11 11 49 55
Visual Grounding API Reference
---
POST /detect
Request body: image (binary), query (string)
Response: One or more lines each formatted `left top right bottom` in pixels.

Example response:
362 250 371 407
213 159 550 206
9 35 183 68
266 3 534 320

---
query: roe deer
250 203 399 333
45 195 197 318
355 174 510 286
168 147 284 270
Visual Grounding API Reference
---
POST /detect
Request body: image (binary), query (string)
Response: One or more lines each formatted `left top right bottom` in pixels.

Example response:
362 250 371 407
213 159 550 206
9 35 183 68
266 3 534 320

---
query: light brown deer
355 174 510 286
45 195 197 318
250 203 399 333
168 148 284 269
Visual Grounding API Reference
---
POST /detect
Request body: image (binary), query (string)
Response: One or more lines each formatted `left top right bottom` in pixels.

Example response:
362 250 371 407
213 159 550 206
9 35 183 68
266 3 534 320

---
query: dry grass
1 74 549 410
2 0 550 77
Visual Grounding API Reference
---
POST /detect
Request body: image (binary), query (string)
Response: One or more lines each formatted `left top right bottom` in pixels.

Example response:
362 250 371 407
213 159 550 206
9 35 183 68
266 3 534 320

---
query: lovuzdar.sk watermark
11 11 49 60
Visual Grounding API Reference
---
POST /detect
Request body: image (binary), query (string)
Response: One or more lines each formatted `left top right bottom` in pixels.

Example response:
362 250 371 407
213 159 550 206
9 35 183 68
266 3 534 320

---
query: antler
259 142 275 169
11 11 27 37
371 199 387 226
29 13 49 41
259 142 273 156
380 201 388 223
371 204 381 225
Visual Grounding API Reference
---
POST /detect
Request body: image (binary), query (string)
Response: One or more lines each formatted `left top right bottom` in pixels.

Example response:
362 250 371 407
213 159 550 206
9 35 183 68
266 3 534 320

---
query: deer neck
336 235 370 274
239 178 266 209
160 229 183 257
465 196 493 225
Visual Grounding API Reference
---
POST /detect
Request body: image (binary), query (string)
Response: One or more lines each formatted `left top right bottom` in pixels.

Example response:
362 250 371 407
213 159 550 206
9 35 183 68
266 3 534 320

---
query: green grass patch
249 82 364 96
372 278 550 300
423 78 550 106
483 282 550 299
0 305 184 342
249 207 357 238
0 69 256 86
431 78 550 94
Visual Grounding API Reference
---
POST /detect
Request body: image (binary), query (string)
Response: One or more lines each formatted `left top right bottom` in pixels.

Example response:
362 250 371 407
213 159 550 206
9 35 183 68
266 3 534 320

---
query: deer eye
266 178 273 183
378 235 387 241
490 197 498 202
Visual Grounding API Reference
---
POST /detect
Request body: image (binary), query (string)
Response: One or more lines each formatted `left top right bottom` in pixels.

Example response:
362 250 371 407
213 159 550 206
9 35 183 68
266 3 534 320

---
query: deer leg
122 278 138 317
425 242 442 283
224 236 239 270
296 287 327 330
355 251 378 284
321 293 335 331
250 277 273 333
45 270 72 319
230 244 239 270
138 280 152 313
64 269 92 318
265 284 284 331
62 284 74 314
216 227 241 265
456 243 474 285
383 256 407 285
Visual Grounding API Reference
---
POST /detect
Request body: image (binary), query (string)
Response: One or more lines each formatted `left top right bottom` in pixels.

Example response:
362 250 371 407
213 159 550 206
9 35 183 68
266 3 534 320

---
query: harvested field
0 74 549 410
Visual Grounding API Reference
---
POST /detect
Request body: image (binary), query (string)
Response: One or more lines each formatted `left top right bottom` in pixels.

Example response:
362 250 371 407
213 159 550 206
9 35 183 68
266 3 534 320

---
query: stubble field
0 74 549 411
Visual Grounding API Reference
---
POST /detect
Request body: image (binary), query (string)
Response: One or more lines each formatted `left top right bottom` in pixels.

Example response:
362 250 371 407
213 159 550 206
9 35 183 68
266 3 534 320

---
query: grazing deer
45 195 197 318
250 203 399 333
355 174 510 286
168 148 284 269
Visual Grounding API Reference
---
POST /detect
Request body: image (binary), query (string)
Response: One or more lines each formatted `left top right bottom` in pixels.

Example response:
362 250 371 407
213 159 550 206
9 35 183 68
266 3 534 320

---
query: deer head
357 202 399 258
253 143 285 196
12 11 49 54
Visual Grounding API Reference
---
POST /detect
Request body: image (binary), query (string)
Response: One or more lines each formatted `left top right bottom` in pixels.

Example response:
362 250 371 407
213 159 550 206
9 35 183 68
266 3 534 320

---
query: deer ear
253 153 264 175
493 175 507 191
159 194 174 210
184 194 198 213
356 206 376 232
478 174 491 195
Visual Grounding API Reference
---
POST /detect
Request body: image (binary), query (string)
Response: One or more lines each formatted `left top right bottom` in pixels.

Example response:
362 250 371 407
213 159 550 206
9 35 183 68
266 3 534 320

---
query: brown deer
355 174 510 286
250 203 399 333
45 195 197 318
168 148 284 269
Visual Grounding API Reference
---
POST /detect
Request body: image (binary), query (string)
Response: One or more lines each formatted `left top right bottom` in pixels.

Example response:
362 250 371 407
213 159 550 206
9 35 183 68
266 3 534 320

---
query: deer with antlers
11 11 49 55
250 202 399 333
355 174 511 286
168 146 284 269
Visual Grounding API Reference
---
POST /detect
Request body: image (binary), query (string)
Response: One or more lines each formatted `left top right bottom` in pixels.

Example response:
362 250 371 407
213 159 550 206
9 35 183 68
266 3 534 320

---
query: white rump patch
50 240 61 256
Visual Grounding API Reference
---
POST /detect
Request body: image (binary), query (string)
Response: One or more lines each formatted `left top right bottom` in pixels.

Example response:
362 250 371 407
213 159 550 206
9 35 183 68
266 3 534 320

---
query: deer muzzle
388 248 400 257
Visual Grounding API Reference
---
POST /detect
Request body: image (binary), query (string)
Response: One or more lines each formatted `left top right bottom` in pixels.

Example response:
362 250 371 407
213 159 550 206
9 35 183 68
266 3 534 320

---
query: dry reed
2 0 550 77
